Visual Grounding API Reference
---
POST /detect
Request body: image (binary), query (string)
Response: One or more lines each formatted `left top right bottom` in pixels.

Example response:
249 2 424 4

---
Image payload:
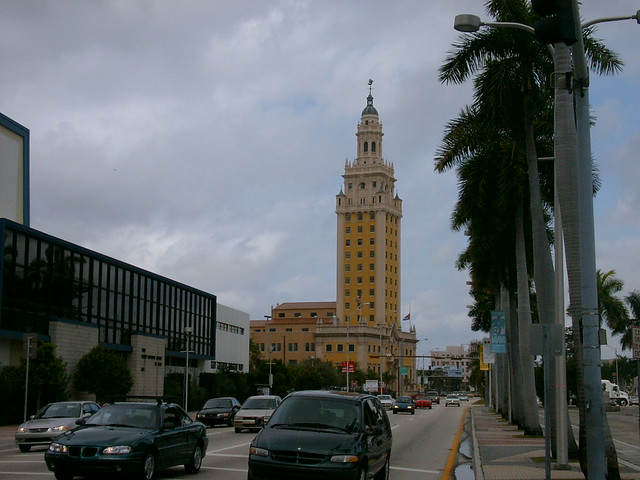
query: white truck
602 379 630 406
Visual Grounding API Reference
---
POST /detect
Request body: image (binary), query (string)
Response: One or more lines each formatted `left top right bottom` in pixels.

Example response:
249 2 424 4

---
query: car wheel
18 444 31 452
141 452 156 480
619 399 628 407
374 455 390 480
411 410 415 415
429 405 432 410
185 444 203 474
356 464 367 480
54 470 73 480
235 427 242 433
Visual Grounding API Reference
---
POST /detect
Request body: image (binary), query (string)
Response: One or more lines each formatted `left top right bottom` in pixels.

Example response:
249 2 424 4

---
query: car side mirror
365 425 382 435
76 418 86 426
163 421 176 430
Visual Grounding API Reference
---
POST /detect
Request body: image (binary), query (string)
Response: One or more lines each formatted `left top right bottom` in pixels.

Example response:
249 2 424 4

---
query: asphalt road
0 402 470 480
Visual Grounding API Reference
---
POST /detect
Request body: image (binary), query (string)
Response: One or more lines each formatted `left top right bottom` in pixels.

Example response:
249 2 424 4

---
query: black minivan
248 390 391 480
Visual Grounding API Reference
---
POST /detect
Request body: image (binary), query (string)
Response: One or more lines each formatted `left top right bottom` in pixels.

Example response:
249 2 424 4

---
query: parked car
426 390 440 404
44 398 208 480
413 395 433 409
248 390 392 480
445 394 461 407
457 392 469 402
196 396 241 427
629 395 639 406
377 394 395 410
393 396 415 414
16 401 101 452
234 395 282 433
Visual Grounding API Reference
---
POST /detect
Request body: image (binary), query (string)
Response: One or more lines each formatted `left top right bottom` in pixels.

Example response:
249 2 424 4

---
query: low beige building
250 301 417 394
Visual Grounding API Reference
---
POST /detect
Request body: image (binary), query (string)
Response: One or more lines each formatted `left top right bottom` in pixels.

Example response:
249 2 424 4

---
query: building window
370 263 375 271
358 213 363 221
346 213 351 221
364 142 368 152
294 312 301 317
285 328 293 332
369 238 375 245
357 264 363 271
346 277 351 284
370 212 375 220
345 252 351 259
372 142 376 152
346 227 351 234
268 328 276 332
369 251 375 258
348 344 355 352
370 225 375 232
337 344 344 352
278 313 285 317
357 239 363 246
346 265 351 272
326 344 333 352
370 276 375 283
346 239 351 246
357 277 363 284
357 252 363 258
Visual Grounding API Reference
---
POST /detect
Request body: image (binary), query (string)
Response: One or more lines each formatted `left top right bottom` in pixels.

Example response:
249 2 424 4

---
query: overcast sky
1 1 638 359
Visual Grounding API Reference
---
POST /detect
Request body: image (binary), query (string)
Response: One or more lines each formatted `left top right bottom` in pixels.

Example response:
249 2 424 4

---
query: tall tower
336 83 402 329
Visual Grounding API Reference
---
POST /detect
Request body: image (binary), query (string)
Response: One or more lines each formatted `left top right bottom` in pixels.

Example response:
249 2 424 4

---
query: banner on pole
490 311 507 353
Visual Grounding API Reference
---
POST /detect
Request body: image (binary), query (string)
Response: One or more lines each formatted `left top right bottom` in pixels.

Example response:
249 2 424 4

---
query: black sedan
44 399 208 480
196 396 241 427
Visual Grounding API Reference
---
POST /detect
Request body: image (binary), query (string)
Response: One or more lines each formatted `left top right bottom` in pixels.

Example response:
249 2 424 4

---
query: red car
413 395 433 409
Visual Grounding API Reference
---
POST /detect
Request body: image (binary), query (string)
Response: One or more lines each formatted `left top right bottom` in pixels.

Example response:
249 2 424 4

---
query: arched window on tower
364 142 368 152
372 142 376 152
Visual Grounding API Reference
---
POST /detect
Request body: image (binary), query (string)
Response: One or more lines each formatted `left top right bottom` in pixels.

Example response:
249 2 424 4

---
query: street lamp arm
581 11 640 29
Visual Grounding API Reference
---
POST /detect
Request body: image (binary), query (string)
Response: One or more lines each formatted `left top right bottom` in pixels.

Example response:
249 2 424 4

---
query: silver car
444 394 461 407
377 394 395 409
15 401 101 452
234 395 282 433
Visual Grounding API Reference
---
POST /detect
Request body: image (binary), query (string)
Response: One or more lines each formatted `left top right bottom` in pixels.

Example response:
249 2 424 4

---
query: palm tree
437 0 622 471
597 269 630 334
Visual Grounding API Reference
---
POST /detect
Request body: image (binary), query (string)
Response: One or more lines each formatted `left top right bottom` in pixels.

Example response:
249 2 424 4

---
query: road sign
341 361 355 373
632 326 640 359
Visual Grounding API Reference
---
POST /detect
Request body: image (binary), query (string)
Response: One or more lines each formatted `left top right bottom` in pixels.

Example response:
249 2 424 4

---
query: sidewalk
471 405 640 480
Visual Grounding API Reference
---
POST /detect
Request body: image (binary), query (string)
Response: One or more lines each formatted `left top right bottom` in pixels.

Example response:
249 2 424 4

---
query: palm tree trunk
513 201 543 435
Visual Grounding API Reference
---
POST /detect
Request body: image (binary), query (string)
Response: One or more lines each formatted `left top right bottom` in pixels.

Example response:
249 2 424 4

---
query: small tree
74 346 133 403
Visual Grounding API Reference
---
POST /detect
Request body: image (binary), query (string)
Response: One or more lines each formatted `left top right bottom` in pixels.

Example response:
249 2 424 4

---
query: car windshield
268 397 361 433
36 403 81 419
379 395 392 401
86 405 158 429
397 396 413 403
204 398 231 408
243 397 277 409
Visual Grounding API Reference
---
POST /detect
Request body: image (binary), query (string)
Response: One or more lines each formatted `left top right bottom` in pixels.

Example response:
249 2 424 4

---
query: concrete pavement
470 404 640 480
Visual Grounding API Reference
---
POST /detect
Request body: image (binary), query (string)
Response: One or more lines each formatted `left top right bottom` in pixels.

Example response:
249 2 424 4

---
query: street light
183 326 193 412
264 315 273 391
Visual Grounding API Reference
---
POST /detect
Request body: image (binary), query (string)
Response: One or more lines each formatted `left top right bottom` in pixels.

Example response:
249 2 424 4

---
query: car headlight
250 446 269 457
330 455 359 463
51 425 71 433
48 443 68 454
103 445 132 455
217 413 230 418
17 427 27 433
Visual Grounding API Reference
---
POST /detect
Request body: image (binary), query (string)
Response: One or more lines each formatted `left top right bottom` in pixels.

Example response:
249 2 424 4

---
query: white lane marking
0 472 50 476
207 441 252 453
391 465 441 474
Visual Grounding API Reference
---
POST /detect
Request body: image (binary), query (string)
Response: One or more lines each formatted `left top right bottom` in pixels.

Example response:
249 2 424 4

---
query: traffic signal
532 0 578 45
